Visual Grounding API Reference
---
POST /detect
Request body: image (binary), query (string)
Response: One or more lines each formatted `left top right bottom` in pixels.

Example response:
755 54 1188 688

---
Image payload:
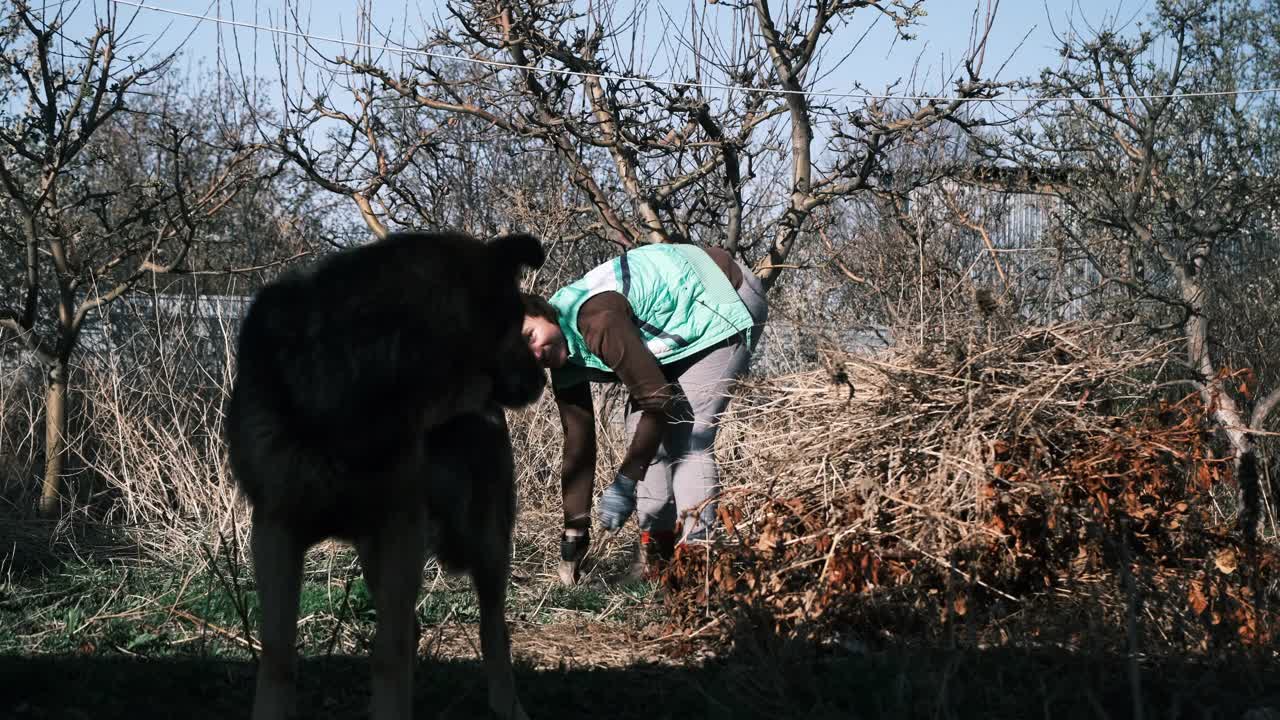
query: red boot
631 530 676 581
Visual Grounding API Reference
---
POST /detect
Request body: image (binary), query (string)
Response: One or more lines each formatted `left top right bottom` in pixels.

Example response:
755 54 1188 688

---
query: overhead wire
113 0 1280 105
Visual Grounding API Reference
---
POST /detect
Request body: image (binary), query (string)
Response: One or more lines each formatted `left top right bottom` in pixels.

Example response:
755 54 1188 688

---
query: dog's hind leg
472 553 529 720
359 513 428 720
250 518 306 720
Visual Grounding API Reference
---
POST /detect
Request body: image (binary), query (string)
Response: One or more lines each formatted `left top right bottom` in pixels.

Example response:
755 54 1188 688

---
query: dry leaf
1215 548 1239 575
756 527 780 553
717 505 737 535
1188 581 1209 615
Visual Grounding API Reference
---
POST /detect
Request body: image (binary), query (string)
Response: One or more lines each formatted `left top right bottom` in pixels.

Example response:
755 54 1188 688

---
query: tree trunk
38 360 68 519
1182 274 1260 540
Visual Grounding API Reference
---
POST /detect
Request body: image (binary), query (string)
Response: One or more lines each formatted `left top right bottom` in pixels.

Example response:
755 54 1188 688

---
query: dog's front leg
362 516 428 720
472 554 529 720
250 519 306 720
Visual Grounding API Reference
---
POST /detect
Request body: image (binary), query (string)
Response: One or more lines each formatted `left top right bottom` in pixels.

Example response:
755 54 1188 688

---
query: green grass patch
1 554 664 659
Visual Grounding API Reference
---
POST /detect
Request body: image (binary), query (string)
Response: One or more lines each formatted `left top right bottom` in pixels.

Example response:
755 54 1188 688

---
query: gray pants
625 265 767 541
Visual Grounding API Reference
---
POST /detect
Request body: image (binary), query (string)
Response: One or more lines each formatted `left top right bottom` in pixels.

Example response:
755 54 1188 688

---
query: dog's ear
489 232 545 273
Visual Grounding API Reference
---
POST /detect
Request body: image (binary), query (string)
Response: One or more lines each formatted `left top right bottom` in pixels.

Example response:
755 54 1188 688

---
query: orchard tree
1014 0 1280 539
245 0 1007 293
0 3 262 517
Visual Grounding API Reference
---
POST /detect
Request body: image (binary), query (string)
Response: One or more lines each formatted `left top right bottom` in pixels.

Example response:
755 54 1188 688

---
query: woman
521 242 767 584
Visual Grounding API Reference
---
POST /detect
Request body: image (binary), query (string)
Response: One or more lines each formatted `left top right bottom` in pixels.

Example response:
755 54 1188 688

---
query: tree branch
1251 387 1280 431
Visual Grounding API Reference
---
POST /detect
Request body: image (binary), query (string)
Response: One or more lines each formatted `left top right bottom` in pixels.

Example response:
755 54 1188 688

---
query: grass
0 547 659 657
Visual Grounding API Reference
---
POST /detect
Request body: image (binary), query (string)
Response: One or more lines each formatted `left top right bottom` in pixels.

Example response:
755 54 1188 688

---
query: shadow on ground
3 643 1278 720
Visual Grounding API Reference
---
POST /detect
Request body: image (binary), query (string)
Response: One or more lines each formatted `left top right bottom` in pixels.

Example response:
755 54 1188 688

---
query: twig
171 608 262 652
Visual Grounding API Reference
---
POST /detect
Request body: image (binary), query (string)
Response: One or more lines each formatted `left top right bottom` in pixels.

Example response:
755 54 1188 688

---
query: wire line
114 0 1280 105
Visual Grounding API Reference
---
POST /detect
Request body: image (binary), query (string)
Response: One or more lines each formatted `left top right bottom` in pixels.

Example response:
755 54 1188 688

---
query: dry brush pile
663 320 1280 657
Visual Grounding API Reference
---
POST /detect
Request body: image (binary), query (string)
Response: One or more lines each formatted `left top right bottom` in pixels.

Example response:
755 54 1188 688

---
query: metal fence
1 293 252 389
911 183 1100 321
2 185 1079 382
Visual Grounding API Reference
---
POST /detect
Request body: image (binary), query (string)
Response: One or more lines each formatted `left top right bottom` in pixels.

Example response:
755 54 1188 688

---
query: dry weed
662 319 1280 658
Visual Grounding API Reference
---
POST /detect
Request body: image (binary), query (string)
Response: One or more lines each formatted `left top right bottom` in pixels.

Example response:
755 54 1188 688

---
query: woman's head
521 293 569 369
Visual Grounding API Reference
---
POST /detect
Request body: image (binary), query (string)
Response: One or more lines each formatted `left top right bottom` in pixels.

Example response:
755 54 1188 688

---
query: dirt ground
5 613 1280 720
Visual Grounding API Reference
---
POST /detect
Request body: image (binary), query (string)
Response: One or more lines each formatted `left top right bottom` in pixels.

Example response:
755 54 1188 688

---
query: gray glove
597 472 637 530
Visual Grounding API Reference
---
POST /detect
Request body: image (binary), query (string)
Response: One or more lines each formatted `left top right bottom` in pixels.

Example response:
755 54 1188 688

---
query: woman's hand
596 471 638 530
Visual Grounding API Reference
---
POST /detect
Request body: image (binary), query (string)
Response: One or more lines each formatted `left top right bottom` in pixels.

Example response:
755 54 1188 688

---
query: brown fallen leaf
1215 548 1239 575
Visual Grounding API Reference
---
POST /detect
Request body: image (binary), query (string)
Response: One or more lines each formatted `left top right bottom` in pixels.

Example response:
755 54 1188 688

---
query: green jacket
549 244 756 389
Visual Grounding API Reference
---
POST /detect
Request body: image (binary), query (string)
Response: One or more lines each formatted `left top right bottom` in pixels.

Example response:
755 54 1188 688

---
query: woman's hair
520 292 559 323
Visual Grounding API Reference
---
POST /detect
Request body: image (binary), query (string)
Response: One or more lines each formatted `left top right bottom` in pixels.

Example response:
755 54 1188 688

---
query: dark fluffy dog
224 230 544 720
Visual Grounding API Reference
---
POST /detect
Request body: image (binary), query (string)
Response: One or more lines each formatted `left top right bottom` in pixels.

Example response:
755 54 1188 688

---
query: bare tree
1012 0 1280 539
253 0 1006 293
0 3 262 517
223 4 582 249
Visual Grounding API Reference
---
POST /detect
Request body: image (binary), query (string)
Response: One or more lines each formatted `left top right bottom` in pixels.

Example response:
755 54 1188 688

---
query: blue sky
79 0 1154 104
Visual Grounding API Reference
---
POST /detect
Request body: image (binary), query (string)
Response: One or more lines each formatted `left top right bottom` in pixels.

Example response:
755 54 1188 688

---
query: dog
224 230 544 720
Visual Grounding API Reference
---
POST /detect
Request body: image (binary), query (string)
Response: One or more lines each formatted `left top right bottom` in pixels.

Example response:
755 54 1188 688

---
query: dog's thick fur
224 230 544 720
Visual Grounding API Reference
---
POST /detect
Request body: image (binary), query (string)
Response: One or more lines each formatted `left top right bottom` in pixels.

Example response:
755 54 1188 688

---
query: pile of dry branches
663 321 1279 654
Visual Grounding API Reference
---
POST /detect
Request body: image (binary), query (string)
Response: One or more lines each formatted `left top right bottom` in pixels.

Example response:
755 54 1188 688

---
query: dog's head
477 232 546 408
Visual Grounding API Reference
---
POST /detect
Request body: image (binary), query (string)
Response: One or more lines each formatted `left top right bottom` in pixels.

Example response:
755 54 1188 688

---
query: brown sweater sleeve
553 380 596 529
576 291 671 480
576 291 673 413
